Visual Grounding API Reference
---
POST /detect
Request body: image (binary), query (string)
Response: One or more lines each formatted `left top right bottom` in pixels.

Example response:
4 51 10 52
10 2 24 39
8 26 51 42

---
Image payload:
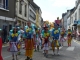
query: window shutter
6 0 8 9
3 0 5 8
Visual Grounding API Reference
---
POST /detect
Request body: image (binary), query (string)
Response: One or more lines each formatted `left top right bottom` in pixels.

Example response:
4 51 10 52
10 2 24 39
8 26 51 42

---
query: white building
16 0 29 28
28 3 36 24
70 0 80 33
38 8 42 28
62 13 67 30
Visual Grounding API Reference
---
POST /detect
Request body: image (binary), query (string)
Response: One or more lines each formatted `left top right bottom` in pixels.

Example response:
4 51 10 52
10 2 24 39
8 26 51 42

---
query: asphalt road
2 39 80 60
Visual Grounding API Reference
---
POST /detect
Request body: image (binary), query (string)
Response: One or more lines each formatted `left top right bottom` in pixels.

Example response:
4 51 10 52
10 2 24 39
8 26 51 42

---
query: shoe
12 59 15 60
45 54 48 58
43 53 46 56
29 59 32 60
25 59 27 60
53 52 55 55
25 57 30 60
57 52 60 55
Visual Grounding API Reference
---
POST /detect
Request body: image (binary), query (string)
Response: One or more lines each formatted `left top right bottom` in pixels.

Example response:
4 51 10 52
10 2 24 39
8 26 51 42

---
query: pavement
2 39 80 60
2 43 9 48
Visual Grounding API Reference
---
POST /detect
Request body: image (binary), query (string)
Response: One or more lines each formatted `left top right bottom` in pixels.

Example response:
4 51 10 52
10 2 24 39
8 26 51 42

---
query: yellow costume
24 27 35 59
67 32 72 46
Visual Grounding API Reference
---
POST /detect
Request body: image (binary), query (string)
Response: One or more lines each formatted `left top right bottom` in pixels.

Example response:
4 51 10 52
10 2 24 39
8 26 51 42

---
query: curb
2 44 9 48
76 40 80 43
73 39 80 44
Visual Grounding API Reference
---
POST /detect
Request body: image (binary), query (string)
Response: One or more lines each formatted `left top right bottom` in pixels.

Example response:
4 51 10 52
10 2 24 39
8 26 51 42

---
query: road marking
66 47 74 51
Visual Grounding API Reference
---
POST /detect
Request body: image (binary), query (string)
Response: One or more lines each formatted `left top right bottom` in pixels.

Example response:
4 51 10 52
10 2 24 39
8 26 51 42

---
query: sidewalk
73 38 80 45
2 43 9 47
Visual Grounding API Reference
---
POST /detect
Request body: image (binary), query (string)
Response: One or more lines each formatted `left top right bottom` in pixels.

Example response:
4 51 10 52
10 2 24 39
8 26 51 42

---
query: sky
34 0 76 22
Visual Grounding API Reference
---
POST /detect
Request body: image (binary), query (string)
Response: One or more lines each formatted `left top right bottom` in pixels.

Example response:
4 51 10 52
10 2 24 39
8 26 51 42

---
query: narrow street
2 39 80 60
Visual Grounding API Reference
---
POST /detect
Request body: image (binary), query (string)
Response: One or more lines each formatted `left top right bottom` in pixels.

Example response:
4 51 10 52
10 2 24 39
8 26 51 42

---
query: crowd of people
0 21 73 60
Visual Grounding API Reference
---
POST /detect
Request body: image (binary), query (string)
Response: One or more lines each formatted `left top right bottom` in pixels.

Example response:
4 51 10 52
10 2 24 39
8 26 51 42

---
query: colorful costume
24 25 35 60
67 31 72 46
51 28 60 48
60 30 65 46
35 28 41 51
51 27 60 55
9 31 19 55
42 30 50 51
17 29 24 55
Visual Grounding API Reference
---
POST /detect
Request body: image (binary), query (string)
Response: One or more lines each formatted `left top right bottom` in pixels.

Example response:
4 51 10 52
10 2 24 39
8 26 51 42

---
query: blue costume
8 28 19 52
51 28 60 40
24 24 36 59
51 24 61 47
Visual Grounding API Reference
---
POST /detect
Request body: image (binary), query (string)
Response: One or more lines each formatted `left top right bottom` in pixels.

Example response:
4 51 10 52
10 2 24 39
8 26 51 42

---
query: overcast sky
34 0 76 22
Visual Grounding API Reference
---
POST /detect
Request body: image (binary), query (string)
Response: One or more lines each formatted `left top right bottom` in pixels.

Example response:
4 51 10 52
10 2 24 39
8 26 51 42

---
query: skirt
43 43 49 50
36 37 41 46
25 39 34 58
9 42 18 52
25 39 34 50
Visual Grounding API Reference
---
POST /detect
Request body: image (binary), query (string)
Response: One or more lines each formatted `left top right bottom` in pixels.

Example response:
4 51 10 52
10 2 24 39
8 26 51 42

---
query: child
42 26 50 57
67 29 72 47
60 29 65 46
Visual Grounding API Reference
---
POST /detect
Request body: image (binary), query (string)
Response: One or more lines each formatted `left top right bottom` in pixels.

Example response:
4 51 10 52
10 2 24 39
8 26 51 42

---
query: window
24 5 27 17
0 0 8 9
75 13 77 20
71 17 73 23
70 17 72 24
29 10 36 20
19 1 22 14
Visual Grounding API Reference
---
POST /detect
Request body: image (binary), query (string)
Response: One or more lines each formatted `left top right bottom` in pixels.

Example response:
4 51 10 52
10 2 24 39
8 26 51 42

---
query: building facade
28 0 42 28
36 7 42 28
62 13 68 30
0 0 15 31
70 0 80 33
28 2 36 25
15 0 29 28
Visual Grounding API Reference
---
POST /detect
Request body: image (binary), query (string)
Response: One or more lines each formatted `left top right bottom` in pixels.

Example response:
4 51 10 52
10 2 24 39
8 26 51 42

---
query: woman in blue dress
9 28 19 60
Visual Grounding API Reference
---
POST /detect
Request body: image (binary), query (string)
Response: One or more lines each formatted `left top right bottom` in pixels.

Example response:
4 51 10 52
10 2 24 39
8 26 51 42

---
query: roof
28 0 40 10
62 13 67 18
69 7 76 17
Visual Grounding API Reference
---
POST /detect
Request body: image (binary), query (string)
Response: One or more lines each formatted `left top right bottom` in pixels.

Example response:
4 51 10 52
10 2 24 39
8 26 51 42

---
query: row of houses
62 0 80 34
0 0 43 32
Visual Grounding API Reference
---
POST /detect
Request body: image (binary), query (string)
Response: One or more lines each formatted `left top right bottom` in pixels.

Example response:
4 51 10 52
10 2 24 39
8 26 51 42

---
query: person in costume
8 28 19 60
17 27 24 55
42 25 50 57
67 29 72 47
51 23 60 55
60 28 66 46
24 21 36 60
0 29 3 60
35 28 41 51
